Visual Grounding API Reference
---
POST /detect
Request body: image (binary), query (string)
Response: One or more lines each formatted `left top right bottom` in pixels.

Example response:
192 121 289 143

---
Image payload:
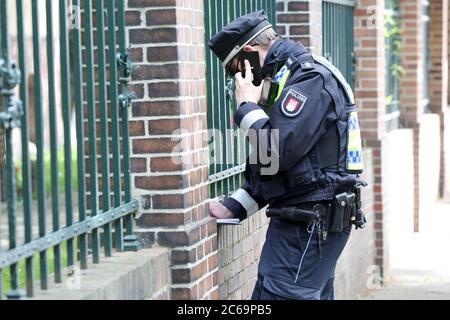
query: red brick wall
126 0 218 300
276 0 322 54
218 213 269 300
447 3 450 197
355 0 386 140
399 0 424 231
399 0 424 125
447 0 450 199
428 0 448 197
354 0 387 272
429 0 448 115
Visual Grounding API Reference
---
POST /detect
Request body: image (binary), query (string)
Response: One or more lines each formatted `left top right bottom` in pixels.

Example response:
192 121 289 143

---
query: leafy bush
15 148 78 202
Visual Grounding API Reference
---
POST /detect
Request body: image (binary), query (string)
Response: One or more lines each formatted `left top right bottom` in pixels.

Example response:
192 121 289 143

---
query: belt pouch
328 193 347 232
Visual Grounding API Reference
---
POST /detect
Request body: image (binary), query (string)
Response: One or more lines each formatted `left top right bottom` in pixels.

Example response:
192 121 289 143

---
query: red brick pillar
276 0 323 54
354 0 387 272
449 2 450 106
399 0 424 232
428 0 449 197
447 3 450 198
126 0 218 300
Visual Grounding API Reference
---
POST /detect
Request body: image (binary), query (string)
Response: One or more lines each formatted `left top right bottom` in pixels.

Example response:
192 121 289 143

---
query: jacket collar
262 38 309 78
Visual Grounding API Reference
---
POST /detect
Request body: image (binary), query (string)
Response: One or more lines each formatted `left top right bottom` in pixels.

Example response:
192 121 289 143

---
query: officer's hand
235 59 263 107
209 201 234 219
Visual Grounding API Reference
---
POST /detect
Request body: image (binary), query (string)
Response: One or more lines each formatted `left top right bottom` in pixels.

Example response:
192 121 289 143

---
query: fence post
428 0 449 198
0 0 24 300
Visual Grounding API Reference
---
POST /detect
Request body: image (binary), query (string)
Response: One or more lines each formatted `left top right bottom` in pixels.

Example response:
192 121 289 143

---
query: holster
325 186 367 233
353 184 367 229
325 192 355 233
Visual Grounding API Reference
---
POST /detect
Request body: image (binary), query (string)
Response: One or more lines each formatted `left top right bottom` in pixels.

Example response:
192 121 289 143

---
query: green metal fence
322 0 356 90
0 0 138 299
385 0 401 131
204 0 277 200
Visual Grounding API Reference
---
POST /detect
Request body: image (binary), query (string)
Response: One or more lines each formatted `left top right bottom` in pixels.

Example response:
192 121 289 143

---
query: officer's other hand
235 59 263 107
209 201 234 219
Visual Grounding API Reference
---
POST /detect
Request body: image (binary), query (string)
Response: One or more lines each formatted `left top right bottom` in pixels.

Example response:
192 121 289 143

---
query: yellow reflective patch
347 111 364 172
275 66 291 101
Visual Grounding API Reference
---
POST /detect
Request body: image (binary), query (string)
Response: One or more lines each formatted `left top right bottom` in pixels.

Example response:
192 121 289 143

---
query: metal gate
385 0 401 130
0 0 138 299
322 0 356 89
204 0 277 201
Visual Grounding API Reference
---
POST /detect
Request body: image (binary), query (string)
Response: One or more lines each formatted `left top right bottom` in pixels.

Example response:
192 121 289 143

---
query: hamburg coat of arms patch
281 89 308 118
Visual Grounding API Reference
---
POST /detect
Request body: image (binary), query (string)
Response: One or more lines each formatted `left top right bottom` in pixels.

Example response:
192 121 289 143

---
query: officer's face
226 45 269 79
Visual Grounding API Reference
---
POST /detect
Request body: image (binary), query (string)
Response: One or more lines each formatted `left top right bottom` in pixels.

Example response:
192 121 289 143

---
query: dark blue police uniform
208 10 365 300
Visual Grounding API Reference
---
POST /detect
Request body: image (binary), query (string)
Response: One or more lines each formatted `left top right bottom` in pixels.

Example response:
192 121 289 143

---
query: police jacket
223 39 364 221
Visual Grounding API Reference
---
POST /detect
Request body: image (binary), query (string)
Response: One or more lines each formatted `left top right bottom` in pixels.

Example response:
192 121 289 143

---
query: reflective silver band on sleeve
230 188 259 215
312 54 355 104
240 109 269 134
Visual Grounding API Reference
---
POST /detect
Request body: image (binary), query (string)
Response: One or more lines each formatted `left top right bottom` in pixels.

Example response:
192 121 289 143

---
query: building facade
0 0 448 300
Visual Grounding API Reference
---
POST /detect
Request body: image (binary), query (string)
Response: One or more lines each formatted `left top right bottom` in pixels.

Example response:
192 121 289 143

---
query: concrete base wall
419 115 442 226
445 108 450 199
33 249 171 300
382 129 415 279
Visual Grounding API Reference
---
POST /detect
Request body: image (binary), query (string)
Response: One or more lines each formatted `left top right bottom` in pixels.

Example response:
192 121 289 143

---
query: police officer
208 10 366 300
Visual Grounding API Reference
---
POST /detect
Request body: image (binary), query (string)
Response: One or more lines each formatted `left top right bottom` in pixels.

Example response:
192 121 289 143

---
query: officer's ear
243 45 257 52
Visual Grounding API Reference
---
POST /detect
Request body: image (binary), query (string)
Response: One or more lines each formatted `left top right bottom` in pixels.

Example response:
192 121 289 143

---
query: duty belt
267 188 367 238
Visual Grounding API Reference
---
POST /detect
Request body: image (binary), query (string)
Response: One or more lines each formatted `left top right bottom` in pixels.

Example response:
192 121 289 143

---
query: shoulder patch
281 89 308 117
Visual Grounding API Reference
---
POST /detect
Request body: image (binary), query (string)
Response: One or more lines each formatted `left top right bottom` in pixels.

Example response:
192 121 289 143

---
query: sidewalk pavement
365 200 450 300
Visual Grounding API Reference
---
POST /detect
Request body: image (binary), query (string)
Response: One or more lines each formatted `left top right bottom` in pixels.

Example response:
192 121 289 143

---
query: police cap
208 10 272 69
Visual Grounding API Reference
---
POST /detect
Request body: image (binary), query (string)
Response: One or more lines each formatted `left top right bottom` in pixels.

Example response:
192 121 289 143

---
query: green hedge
15 149 78 202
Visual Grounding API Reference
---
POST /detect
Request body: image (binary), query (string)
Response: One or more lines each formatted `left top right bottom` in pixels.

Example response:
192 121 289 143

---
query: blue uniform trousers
251 218 351 300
